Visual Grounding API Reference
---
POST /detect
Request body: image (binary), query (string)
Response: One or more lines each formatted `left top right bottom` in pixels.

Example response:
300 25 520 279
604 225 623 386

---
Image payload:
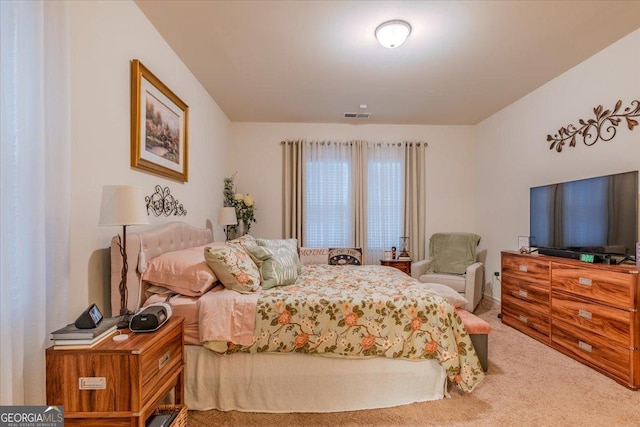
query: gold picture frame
131 59 189 182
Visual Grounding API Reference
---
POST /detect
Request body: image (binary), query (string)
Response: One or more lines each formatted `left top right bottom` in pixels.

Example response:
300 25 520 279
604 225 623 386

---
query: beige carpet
187 299 640 426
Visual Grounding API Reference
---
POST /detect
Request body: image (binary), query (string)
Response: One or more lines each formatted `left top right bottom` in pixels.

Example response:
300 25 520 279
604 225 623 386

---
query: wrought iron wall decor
547 99 639 152
145 185 187 217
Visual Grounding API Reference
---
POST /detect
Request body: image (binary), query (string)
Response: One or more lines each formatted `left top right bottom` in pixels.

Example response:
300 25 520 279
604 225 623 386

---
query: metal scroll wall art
547 99 639 153
145 185 187 217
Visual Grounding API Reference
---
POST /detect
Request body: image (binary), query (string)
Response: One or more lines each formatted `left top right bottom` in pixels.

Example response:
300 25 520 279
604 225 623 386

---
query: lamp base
116 315 130 330
117 309 133 329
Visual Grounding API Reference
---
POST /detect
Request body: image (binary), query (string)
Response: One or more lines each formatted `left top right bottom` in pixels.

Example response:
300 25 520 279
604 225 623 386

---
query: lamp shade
217 207 238 226
375 20 411 49
99 185 150 226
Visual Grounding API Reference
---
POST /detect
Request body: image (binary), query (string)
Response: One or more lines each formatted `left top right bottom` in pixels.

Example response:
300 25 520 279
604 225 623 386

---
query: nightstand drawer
380 259 411 275
551 265 635 309
141 324 183 403
552 319 631 383
551 291 630 347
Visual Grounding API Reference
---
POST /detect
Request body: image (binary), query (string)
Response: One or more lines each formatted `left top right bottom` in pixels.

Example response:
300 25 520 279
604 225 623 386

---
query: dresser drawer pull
578 277 592 287
159 352 171 370
519 315 528 324
578 341 592 353
518 290 528 299
578 309 592 320
518 265 528 273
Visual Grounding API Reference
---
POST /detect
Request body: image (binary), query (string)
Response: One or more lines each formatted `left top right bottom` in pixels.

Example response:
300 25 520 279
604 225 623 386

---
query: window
366 146 403 262
305 159 352 247
303 142 404 263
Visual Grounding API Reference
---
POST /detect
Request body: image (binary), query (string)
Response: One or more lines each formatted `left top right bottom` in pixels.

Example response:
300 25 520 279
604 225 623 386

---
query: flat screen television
529 170 638 260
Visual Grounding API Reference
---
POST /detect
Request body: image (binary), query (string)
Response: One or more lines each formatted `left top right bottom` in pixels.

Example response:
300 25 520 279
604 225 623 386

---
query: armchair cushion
428 232 481 274
419 272 466 292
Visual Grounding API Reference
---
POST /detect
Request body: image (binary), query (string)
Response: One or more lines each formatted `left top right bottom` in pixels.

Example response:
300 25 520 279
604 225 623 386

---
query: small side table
46 316 184 426
380 259 412 275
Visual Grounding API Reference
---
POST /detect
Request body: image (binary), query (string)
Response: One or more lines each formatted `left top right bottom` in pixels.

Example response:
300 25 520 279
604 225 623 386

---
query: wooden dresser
46 316 184 426
501 251 639 389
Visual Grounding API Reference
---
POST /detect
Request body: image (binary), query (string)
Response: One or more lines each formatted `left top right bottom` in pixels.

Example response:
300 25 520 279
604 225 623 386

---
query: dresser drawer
552 319 631 384
502 278 549 307
502 294 549 343
551 265 635 309
141 325 183 403
502 254 549 286
551 291 631 347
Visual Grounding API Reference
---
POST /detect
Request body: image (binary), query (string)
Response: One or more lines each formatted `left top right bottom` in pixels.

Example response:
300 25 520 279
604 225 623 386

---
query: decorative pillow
203 246 261 294
142 244 221 297
299 247 329 265
328 248 362 265
226 234 258 253
422 282 469 308
247 245 299 290
257 238 301 273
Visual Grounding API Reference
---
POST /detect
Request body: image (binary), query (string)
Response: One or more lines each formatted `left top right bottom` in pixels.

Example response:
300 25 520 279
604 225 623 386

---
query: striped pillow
247 244 299 290
257 238 302 273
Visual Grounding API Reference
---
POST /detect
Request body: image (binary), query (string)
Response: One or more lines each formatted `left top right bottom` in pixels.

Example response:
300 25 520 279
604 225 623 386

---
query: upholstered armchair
411 233 485 312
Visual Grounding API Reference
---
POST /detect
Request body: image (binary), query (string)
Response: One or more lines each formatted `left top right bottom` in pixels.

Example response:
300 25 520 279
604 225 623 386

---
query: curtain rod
280 140 428 147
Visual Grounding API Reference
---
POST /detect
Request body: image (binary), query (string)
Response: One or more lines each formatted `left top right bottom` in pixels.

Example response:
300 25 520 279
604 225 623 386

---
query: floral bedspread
213 264 484 392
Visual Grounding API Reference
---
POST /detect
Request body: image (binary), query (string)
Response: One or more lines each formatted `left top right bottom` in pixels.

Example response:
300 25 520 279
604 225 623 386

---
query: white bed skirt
184 345 448 413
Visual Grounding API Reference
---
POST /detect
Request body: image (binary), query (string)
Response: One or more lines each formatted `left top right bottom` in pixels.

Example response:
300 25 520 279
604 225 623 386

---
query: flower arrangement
223 173 256 235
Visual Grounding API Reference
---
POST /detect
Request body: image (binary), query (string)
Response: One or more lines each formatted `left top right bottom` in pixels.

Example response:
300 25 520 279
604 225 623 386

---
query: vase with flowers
223 173 256 238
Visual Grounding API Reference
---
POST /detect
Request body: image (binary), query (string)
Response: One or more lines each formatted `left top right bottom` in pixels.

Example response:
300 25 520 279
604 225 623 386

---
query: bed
110 222 484 412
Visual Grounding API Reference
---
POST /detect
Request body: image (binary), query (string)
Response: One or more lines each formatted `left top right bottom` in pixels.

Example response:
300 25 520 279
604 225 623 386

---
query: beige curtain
403 142 427 262
282 140 305 241
351 141 366 256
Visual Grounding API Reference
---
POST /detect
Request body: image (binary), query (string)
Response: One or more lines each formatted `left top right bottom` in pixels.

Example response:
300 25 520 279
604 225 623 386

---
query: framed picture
131 59 189 182
518 236 530 254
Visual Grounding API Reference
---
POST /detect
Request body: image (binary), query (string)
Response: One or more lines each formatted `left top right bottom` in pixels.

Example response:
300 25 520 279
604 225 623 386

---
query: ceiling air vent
343 112 371 119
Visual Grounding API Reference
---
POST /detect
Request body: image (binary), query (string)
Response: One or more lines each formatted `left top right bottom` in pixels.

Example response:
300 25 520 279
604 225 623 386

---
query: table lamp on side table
218 206 238 241
99 185 149 329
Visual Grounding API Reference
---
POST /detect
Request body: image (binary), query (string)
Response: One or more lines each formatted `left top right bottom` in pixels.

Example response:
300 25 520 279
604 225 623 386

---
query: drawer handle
159 352 171 370
578 309 592 320
518 290 528 299
519 315 528 324
578 277 592 287
578 341 592 353
518 265 528 273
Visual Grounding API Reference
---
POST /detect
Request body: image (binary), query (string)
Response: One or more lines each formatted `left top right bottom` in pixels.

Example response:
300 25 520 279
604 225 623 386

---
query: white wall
229 122 478 246
69 0 231 317
476 29 640 300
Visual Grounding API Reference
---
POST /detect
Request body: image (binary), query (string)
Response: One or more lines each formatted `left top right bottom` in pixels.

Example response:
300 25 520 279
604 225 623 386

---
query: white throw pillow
422 282 469 308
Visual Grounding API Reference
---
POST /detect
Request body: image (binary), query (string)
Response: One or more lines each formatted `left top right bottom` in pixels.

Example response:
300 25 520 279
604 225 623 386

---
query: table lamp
99 185 149 328
218 207 237 241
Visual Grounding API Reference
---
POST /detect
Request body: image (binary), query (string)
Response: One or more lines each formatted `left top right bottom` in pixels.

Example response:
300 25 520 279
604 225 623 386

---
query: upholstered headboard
110 221 214 316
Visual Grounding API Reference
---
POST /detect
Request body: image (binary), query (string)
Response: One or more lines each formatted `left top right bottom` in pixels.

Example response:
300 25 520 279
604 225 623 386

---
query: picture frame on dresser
518 236 530 254
131 59 189 182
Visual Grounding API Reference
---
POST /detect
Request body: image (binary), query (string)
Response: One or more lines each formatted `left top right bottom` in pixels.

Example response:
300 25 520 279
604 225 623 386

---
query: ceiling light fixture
375 20 412 49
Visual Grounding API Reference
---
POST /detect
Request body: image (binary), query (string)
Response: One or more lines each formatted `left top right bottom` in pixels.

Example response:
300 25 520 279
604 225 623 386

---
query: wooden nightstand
380 259 412 275
46 316 184 426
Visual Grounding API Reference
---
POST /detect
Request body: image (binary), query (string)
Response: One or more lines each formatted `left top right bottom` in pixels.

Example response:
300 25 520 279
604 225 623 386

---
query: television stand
501 251 640 390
